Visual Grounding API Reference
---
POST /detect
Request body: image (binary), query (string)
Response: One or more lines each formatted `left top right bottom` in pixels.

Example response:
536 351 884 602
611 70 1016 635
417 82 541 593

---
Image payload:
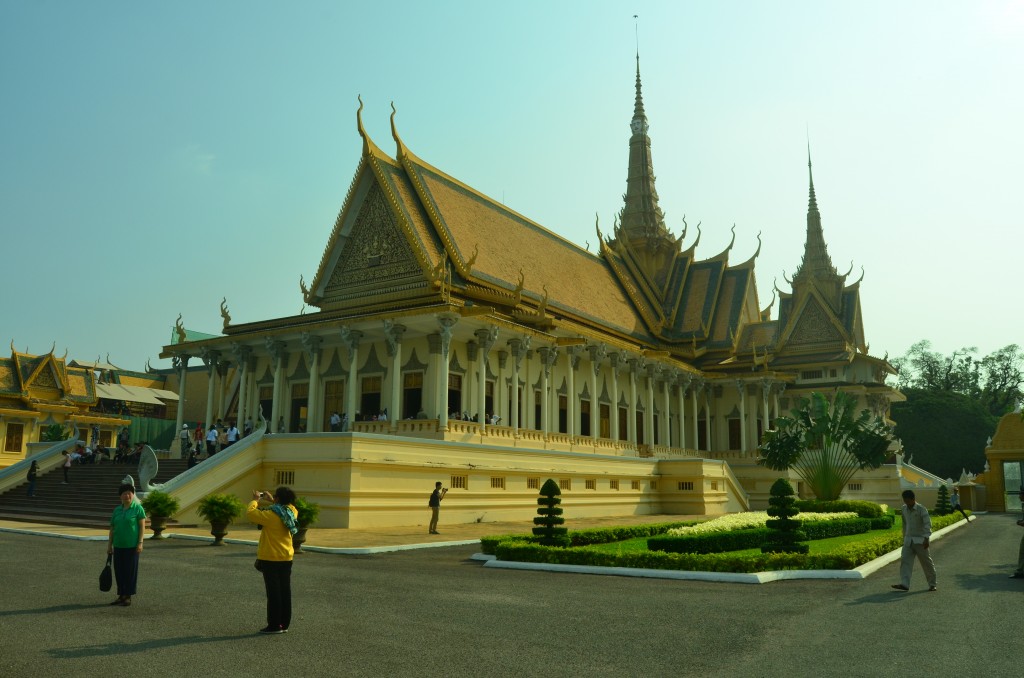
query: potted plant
292 496 321 553
140 490 180 539
197 493 244 545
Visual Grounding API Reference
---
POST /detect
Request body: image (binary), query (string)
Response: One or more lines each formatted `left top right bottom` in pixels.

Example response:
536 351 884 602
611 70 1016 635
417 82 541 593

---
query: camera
257 492 265 498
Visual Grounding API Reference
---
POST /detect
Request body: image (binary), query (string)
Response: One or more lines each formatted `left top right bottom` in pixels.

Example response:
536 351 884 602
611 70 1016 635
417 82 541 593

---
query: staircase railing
0 423 84 496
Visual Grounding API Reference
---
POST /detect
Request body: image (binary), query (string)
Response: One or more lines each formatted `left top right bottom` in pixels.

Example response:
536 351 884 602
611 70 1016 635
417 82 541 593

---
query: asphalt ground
2 513 1022 677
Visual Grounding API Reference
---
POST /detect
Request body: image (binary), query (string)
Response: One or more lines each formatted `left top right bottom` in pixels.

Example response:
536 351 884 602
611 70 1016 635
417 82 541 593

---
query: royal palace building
156 60 904 528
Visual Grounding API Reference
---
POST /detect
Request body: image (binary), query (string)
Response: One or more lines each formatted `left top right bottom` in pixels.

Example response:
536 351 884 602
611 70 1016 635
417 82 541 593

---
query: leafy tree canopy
891 340 1023 417
889 387 995 478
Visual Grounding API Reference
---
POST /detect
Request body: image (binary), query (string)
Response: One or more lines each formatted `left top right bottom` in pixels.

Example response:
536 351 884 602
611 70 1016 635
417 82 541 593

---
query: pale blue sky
2 1 1022 371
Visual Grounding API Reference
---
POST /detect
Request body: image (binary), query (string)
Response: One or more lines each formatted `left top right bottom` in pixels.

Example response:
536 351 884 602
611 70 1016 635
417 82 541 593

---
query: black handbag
99 554 113 592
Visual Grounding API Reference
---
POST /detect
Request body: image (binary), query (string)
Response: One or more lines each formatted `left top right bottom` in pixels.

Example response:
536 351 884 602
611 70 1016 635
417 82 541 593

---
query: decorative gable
787 295 846 347
321 181 424 309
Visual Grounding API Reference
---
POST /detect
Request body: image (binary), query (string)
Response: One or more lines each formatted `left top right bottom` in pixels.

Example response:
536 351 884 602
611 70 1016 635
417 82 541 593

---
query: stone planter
210 520 229 545
292 527 309 553
149 516 169 539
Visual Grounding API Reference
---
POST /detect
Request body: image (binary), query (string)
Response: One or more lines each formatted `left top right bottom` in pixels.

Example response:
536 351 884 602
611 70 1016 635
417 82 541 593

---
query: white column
760 378 772 445
383 321 405 428
691 383 700 450
736 380 748 453
216 361 228 421
704 387 712 452
677 374 689 450
610 352 622 441
171 354 191 458
437 315 457 431
627 358 639 444
339 329 362 428
566 347 580 438
266 339 288 433
587 344 606 441
232 344 251 432
644 363 656 446
302 333 323 432
201 349 219 435
523 348 533 429
507 339 523 434
538 346 558 436
474 327 497 432
496 350 508 424
661 372 671 447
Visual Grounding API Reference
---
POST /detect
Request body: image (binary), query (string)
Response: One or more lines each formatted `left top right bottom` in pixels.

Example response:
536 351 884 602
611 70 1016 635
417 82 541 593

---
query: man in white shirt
206 426 218 456
892 489 937 592
225 422 240 446
330 412 341 432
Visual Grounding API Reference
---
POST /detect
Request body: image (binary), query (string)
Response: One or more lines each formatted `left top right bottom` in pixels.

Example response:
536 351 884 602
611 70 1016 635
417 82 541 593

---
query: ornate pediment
322 182 423 307
786 295 846 347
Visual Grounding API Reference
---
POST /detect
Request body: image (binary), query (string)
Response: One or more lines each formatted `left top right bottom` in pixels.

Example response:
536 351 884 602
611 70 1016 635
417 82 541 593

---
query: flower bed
483 511 967 573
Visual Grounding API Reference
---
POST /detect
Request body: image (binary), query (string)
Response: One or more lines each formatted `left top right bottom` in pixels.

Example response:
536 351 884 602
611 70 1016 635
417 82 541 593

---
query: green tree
889 388 995 478
934 485 952 516
762 478 808 554
758 391 895 500
532 478 570 547
892 340 1022 418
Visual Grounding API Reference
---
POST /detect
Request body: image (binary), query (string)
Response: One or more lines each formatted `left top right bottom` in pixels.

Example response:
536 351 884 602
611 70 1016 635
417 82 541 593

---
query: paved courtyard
2 513 1021 677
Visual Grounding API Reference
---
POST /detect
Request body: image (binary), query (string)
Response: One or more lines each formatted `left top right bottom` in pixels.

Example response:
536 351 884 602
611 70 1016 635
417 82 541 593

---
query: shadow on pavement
46 633 260 659
0 603 104 617
951 570 1024 593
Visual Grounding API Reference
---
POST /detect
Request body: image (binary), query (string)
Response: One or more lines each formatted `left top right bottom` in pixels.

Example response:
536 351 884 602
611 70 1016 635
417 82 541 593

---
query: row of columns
170 316 786 454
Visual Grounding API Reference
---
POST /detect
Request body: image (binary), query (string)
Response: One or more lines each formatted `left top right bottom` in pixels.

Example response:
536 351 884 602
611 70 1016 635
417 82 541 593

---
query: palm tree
758 391 896 500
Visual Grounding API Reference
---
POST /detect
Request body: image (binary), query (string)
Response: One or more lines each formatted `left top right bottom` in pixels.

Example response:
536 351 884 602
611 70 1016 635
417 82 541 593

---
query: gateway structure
159 62 902 528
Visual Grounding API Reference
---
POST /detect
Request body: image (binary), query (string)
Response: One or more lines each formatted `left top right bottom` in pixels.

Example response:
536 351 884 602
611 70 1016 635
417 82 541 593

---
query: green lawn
583 520 906 557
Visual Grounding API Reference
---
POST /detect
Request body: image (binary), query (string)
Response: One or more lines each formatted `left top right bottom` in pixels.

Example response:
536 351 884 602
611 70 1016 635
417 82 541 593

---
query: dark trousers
952 505 969 520
113 547 140 596
27 480 35 497
62 466 69 482
261 560 293 630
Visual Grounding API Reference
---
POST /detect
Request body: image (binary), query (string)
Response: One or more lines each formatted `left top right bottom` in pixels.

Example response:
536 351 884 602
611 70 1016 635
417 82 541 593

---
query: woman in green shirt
107 482 146 607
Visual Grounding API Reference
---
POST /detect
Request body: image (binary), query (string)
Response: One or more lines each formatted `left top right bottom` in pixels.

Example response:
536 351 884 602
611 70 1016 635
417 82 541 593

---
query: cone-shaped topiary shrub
533 478 570 547
934 485 952 516
761 478 809 554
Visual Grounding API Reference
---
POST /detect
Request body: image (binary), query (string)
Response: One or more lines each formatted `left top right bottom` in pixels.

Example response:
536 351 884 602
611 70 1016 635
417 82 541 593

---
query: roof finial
807 132 818 212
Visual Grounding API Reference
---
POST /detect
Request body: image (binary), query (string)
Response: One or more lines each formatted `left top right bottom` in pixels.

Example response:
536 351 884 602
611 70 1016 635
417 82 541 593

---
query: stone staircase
0 458 190 529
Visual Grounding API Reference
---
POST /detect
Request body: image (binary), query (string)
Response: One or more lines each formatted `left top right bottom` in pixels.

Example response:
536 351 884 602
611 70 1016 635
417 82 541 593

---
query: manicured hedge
480 521 696 555
648 517 872 554
794 499 885 518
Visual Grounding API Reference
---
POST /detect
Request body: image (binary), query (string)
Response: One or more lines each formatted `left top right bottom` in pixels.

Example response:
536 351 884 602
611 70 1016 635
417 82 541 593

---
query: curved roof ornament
62 348 68 361
692 222 702 250
752 230 762 259
594 212 603 244
145 358 153 373
465 243 479 271
389 101 407 157
356 94 366 139
9 339 14 353
49 341 55 355
852 265 865 286
680 215 688 242
840 259 854 279
773 277 785 295
727 223 737 252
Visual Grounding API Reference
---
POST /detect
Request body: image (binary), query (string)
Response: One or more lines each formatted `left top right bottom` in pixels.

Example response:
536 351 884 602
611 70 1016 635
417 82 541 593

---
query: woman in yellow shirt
247 486 298 634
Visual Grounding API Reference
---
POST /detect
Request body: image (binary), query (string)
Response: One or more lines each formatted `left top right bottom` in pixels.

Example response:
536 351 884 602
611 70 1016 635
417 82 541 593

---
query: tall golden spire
792 144 837 283
617 53 670 245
